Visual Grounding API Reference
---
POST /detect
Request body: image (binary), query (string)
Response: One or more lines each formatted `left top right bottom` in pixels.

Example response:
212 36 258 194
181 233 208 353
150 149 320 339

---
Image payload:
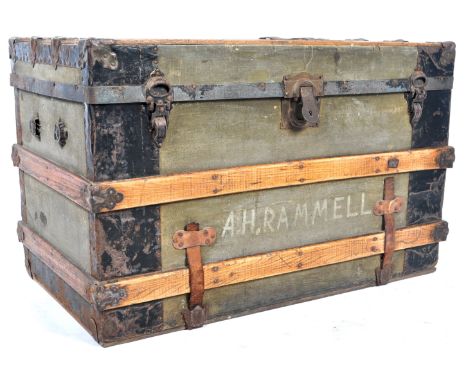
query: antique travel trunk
10 37 455 346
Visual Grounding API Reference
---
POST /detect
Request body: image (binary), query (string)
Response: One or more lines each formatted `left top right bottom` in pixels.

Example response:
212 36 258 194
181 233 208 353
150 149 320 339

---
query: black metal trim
11 73 454 105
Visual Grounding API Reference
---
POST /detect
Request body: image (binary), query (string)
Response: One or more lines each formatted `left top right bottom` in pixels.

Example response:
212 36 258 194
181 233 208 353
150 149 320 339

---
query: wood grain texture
19 222 94 302
101 147 452 211
100 221 445 309
13 144 91 210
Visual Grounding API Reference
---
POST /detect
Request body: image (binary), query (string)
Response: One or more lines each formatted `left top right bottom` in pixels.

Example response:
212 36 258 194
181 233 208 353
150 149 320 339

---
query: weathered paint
404 41 452 275
158 45 418 84
89 104 157 181
13 61 82 84
93 206 161 280
161 174 409 270
23 174 91 273
161 95 412 174
159 48 415 324
19 91 88 177
163 251 405 330
11 39 455 345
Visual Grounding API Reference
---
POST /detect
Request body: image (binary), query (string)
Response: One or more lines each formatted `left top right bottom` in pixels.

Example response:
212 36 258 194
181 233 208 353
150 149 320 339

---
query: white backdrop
0 1 466 381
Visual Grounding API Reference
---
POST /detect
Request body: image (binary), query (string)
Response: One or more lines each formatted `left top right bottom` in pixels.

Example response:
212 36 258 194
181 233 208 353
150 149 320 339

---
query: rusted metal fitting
432 221 449 242
437 146 455 168
282 72 324 129
173 223 217 329
145 70 174 147
374 177 401 286
54 118 68 148
92 284 128 311
375 263 394 286
29 113 41 141
387 157 399 169
172 227 217 249
89 186 124 213
406 70 427 128
145 69 173 148
373 196 404 216
182 305 206 330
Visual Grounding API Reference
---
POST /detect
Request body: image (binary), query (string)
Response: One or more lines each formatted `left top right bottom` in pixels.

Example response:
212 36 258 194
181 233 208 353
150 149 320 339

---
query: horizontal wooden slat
100 146 452 211
12 145 91 210
13 145 453 213
97 221 446 310
19 223 94 302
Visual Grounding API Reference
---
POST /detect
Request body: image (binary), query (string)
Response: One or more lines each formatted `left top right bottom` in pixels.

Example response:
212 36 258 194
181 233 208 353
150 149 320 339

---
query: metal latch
282 73 324 129
406 70 427 128
145 69 173 148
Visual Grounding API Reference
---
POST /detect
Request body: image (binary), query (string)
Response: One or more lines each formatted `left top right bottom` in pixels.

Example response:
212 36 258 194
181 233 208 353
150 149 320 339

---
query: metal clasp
406 70 427 128
282 73 324 130
145 70 173 148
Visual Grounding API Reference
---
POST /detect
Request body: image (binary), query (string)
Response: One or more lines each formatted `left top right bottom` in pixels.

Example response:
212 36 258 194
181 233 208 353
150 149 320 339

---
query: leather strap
172 222 217 329
373 177 404 285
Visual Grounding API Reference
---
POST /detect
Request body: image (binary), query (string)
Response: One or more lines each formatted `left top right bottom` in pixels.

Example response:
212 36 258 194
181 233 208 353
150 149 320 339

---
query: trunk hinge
373 177 405 285
282 72 324 130
145 69 173 148
172 223 217 329
406 70 427 128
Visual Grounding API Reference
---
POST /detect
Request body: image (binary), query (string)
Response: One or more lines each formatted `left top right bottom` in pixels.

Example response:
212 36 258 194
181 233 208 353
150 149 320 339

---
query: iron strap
10 73 454 105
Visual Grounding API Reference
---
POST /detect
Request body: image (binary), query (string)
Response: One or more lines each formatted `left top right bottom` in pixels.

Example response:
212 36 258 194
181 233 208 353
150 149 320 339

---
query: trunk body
10 37 455 346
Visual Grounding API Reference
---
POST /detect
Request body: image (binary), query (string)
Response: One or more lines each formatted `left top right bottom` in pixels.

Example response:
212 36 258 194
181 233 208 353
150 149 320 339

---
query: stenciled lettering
221 192 375 238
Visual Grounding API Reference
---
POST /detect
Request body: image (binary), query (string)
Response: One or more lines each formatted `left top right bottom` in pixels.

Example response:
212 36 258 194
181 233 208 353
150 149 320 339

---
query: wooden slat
99 221 445 310
13 145 91 210
19 222 94 302
13 145 452 212
100 147 451 211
